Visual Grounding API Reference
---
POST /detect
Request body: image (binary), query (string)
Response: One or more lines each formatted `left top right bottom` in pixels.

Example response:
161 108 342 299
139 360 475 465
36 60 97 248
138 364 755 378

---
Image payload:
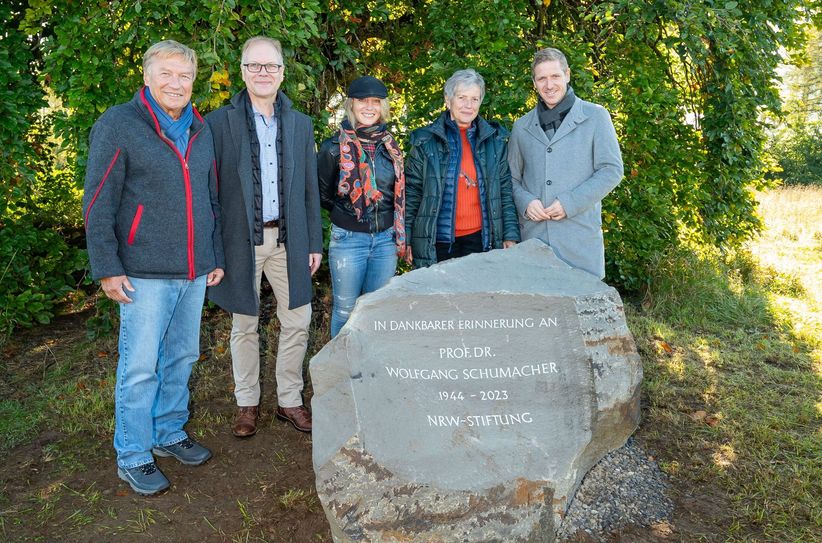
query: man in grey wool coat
207 36 322 437
508 47 623 279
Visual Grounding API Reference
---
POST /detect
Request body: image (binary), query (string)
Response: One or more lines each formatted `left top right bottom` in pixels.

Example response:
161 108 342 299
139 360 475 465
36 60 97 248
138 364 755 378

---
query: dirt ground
0 306 730 543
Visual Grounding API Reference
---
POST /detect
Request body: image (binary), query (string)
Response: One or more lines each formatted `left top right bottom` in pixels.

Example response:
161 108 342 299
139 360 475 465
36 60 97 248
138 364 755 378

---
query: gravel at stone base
557 437 674 542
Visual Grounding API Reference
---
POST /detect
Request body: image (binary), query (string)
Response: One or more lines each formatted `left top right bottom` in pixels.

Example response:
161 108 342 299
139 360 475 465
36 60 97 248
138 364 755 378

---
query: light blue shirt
253 107 279 222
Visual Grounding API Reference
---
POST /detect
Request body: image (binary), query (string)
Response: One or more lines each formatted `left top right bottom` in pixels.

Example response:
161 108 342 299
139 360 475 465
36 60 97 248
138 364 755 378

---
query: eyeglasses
242 63 283 74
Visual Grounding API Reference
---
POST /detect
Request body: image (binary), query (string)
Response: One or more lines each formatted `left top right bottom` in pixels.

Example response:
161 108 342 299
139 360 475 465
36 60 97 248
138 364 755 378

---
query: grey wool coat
206 90 322 315
508 98 623 278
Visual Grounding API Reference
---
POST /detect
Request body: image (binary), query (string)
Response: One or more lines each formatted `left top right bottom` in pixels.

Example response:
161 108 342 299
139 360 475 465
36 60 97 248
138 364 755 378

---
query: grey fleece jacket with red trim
83 88 224 281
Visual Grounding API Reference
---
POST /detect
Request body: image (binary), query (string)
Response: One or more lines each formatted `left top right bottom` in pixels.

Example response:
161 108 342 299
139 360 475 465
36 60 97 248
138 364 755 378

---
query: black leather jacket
317 132 397 233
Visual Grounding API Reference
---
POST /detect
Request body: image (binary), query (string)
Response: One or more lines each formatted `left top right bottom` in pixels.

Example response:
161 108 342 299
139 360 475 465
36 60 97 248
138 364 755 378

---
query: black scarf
537 85 576 139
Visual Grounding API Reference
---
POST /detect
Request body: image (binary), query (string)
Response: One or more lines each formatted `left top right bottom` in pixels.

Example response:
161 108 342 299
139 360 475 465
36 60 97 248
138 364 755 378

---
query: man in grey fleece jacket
82 40 224 496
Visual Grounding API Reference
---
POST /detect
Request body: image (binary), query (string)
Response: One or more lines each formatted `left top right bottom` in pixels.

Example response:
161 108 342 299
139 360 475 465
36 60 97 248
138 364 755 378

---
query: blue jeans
114 275 206 469
329 225 397 337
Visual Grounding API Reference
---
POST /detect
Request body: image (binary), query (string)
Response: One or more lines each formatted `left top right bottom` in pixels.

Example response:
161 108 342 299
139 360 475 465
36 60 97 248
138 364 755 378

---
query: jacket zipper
367 149 379 232
479 158 492 248
140 88 201 280
182 152 196 280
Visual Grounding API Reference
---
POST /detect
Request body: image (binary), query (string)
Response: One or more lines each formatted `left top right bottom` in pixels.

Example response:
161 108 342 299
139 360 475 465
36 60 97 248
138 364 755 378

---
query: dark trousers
435 230 484 263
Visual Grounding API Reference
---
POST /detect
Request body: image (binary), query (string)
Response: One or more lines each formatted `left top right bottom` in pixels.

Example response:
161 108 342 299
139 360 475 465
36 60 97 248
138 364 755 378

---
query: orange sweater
455 127 482 237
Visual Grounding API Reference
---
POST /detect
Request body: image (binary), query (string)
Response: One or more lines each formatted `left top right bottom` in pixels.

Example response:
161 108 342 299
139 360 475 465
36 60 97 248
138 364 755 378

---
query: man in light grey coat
207 36 322 437
508 47 623 279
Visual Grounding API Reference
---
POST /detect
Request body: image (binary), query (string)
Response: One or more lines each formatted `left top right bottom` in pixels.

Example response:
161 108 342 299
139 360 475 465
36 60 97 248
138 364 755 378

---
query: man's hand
404 246 413 265
207 268 225 286
309 253 322 276
503 240 517 249
101 275 135 303
545 199 567 220
525 199 552 222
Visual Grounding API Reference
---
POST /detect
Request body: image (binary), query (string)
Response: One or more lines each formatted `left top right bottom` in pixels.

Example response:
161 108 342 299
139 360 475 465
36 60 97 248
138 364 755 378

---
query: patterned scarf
337 120 407 256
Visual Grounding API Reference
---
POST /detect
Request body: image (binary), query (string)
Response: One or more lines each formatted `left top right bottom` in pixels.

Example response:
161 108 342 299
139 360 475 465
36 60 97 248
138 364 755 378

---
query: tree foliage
1 1 45 215
1 2 88 338
770 26 822 185
2 0 818 329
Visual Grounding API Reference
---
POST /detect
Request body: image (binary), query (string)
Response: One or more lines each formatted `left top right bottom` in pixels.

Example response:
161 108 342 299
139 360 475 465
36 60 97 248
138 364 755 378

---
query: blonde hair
143 40 197 75
344 97 391 127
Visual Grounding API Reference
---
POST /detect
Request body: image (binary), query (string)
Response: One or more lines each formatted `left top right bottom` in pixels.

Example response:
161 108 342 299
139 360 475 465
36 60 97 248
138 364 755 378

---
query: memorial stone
310 240 642 542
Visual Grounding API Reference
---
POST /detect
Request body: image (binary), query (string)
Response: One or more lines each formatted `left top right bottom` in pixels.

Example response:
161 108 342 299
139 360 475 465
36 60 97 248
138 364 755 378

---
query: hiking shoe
152 437 212 466
117 462 170 496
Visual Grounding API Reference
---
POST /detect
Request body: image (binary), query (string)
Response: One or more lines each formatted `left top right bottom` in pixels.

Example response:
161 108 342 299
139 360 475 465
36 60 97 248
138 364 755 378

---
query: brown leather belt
262 220 278 228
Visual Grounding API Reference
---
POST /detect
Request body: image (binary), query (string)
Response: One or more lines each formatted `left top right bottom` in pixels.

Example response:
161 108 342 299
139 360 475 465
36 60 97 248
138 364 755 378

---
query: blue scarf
144 87 193 155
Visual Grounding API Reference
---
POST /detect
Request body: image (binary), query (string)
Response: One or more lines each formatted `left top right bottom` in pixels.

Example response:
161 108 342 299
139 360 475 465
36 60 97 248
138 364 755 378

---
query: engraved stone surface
310 239 642 543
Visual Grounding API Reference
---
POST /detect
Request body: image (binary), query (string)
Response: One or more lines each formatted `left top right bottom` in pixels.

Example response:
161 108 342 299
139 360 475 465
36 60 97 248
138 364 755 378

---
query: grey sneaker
152 437 212 466
117 462 170 496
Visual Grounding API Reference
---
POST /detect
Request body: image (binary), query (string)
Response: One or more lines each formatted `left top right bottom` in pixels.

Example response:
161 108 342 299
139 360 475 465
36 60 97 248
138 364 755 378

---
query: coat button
546 179 553 185
547 148 553 153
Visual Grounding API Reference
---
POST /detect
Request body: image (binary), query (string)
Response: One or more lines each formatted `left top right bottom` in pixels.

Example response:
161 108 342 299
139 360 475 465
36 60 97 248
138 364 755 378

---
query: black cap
347 76 388 99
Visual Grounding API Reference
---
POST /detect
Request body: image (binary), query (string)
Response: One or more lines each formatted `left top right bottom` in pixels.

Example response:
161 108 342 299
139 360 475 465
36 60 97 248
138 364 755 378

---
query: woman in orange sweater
404 69 519 267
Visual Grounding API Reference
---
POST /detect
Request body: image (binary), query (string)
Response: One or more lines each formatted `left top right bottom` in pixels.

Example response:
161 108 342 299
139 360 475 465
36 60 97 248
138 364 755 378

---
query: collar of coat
411 110 507 147
132 87 205 137
522 97 590 145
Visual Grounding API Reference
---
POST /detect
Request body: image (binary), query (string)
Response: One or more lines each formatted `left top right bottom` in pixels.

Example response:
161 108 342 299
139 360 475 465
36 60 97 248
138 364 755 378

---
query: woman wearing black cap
318 76 406 338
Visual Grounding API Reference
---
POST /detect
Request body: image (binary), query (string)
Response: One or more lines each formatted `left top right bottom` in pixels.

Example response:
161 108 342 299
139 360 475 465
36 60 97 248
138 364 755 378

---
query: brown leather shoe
232 406 259 437
275 405 312 433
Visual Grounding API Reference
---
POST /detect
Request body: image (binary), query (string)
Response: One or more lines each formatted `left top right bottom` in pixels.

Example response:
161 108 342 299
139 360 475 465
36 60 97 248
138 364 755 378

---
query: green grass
0 399 44 452
630 186 822 541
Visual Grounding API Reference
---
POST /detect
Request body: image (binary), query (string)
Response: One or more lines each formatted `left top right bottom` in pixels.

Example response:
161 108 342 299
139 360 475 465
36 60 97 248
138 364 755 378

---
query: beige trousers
230 227 311 408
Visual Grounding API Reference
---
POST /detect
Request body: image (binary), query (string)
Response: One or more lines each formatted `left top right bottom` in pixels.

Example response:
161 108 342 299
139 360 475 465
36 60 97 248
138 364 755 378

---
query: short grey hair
241 36 283 64
343 97 391 127
444 69 485 103
531 47 569 78
143 40 197 75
